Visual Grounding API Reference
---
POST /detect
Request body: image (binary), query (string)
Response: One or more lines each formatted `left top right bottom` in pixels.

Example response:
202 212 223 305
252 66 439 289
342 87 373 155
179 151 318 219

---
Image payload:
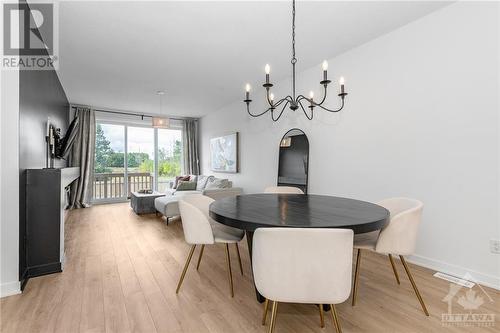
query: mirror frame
277 128 309 194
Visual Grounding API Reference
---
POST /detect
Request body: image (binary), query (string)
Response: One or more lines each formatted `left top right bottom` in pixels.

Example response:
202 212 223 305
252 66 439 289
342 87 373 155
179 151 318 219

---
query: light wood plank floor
1 202 499 332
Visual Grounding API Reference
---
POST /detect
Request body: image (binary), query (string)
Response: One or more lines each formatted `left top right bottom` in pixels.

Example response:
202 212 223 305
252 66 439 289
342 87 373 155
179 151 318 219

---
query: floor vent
433 272 475 288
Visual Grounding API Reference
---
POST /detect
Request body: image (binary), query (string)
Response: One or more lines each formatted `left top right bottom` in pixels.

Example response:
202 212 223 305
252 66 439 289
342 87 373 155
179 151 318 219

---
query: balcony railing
93 172 153 200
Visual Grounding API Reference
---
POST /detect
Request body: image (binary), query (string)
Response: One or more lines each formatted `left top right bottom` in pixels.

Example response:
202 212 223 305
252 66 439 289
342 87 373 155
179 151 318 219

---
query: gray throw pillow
196 175 212 190
205 177 230 189
175 181 197 191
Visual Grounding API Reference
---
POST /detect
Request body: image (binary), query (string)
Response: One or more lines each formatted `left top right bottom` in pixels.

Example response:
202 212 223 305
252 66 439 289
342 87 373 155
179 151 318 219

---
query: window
93 121 183 202
93 123 126 201
127 126 155 195
157 128 183 192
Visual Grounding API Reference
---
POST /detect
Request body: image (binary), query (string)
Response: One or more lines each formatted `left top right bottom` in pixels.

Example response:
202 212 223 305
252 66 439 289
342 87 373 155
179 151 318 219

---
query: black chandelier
244 0 348 121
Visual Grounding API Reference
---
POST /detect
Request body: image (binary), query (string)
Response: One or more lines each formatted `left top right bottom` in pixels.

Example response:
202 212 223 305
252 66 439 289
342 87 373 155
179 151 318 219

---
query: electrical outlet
490 239 500 254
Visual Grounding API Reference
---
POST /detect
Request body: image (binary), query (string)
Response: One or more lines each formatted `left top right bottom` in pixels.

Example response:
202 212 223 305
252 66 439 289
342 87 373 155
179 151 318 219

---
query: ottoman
130 191 165 215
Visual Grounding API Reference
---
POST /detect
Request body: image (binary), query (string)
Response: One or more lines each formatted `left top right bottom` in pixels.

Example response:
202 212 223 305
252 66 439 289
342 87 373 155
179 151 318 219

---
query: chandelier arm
296 94 307 103
296 93 345 112
271 100 290 122
296 95 315 109
266 90 289 108
273 96 289 108
316 98 345 113
268 95 294 109
296 86 328 106
246 104 271 117
298 99 313 120
317 84 328 105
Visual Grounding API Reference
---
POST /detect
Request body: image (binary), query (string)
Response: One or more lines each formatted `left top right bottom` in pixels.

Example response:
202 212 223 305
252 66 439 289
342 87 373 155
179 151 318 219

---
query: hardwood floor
1 202 499 332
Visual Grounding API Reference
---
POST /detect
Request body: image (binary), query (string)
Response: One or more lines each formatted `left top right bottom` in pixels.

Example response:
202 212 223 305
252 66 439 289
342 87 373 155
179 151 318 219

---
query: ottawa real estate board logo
2 2 58 70
441 273 495 327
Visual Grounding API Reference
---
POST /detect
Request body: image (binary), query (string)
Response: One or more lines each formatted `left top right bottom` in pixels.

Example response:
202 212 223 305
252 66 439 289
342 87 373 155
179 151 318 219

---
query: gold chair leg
399 255 429 316
176 245 196 293
268 301 278 333
262 298 269 325
352 249 362 306
224 244 234 297
235 243 244 276
388 254 400 285
318 304 325 328
196 244 205 270
329 304 342 333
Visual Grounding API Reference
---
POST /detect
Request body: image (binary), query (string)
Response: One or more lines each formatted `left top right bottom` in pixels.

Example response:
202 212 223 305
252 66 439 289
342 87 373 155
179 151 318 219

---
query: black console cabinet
24 167 79 278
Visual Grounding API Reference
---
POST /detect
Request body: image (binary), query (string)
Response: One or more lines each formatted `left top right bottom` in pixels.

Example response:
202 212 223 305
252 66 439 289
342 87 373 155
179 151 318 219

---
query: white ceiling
57 1 451 118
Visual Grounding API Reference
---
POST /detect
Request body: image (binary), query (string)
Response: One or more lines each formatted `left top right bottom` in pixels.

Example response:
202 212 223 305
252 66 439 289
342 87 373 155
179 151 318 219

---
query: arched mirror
277 129 309 193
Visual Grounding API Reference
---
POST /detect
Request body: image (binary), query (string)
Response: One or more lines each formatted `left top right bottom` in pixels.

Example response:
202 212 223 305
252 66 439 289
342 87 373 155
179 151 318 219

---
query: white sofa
154 175 242 224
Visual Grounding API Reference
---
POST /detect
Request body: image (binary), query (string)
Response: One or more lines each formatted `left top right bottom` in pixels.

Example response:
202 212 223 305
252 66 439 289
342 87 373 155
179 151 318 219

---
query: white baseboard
0 281 21 298
408 254 500 291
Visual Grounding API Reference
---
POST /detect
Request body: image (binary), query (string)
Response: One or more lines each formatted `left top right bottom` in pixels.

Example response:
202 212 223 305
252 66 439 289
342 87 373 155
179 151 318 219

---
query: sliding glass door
93 122 183 203
157 128 183 192
93 123 126 201
127 126 155 196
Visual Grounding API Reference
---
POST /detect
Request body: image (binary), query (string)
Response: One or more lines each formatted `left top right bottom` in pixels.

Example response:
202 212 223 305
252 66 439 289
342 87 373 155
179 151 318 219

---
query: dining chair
351 197 429 316
253 227 353 333
176 194 244 297
264 186 304 194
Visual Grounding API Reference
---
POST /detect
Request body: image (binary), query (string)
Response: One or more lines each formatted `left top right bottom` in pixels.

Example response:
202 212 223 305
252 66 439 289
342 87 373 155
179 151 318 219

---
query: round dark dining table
209 193 390 303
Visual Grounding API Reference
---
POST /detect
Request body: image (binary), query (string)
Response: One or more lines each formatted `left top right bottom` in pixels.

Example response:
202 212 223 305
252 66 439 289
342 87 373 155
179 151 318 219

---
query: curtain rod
70 105 193 121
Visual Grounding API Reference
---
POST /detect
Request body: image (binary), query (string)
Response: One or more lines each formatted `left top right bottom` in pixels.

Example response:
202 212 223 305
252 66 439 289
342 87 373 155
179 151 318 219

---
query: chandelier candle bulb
322 60 328 81
309 91 314 109
245 84 251 100
339 77 345 94
265 64 271 84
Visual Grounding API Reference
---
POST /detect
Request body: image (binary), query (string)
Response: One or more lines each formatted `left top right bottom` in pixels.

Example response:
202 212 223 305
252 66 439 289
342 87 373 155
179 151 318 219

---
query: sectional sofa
154 175 242 224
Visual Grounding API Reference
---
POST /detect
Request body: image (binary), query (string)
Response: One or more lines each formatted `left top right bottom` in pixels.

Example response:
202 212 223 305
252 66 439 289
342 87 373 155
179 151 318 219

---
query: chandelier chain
291 0 296 64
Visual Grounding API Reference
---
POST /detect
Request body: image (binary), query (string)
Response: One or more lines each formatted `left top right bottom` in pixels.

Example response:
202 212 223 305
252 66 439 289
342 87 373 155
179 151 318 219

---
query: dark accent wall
19 67 69 283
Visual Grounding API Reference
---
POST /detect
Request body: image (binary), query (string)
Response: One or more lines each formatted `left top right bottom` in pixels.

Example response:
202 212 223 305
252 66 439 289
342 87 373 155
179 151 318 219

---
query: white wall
200 2 500 289
0 69 20 297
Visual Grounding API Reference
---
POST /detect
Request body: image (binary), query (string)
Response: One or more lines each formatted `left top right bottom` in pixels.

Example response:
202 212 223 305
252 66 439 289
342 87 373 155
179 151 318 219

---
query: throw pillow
205 177 230 189
173 175 190 189
175 181 197 191
196 175 212 190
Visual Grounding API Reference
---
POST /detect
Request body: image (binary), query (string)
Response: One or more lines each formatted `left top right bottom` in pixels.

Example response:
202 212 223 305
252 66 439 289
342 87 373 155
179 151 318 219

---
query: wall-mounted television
55 116 79 159
47 116 79 164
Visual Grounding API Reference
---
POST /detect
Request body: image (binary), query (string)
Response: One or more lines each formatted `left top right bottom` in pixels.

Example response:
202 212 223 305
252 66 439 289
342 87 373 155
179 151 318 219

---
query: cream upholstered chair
352 197 428 316
176 194 244 297
253 228 353 333
264 186 304 194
